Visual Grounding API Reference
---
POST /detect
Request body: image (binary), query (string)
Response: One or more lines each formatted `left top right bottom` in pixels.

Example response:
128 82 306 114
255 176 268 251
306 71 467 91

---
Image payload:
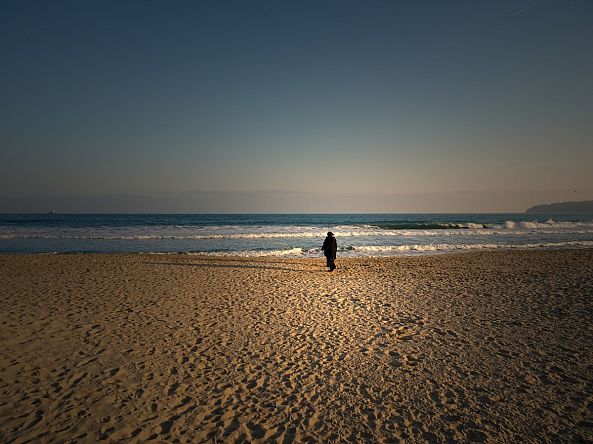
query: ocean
1 213 592 256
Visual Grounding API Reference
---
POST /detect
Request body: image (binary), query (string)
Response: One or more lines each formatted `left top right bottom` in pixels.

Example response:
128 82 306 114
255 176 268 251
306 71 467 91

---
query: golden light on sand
1 250 592 441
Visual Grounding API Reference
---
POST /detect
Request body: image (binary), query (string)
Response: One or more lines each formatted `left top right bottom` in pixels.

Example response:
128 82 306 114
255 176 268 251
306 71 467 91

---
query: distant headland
525 200 593 214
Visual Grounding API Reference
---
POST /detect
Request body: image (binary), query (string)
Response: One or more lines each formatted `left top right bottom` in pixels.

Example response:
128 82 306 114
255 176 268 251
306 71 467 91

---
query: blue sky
1 0 592 212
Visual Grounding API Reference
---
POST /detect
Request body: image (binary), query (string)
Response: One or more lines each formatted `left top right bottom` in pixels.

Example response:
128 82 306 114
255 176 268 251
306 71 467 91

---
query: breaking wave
349 240 593 255
2 215 593 255
2 219 593 240
153 240 593 257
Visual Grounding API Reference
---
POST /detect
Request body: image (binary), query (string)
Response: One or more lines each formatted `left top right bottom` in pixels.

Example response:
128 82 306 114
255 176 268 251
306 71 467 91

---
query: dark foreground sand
1 249 593 443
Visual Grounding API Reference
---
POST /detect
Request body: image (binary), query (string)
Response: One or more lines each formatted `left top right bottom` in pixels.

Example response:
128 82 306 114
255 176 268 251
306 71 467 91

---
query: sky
1 0 592 213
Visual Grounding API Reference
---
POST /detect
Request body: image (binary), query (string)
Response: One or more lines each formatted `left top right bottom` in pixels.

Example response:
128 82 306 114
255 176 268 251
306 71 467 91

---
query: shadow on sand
141 260 322 273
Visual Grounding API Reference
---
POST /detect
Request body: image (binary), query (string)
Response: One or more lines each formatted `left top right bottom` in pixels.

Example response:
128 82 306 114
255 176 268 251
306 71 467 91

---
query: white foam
2 220 593 260
176 240 593 258
351 243 498 253
494 219 593 230
346 240 593 257
192 247 306 257
3 222 593 240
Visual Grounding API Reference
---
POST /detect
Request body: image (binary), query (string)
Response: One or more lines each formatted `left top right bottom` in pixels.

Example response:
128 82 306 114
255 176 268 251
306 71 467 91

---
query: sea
1 213 593 257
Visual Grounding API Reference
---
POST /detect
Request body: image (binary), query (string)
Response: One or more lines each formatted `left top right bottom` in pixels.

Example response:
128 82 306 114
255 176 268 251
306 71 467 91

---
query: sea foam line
176 240 593 258
2 226 593 240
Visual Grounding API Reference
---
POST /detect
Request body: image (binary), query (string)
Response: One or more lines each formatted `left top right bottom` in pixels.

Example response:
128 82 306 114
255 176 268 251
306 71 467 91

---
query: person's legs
329 257 336 271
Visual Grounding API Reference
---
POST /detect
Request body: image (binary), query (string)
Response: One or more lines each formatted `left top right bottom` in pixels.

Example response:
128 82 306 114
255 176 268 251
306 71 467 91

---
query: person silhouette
321 231 337 272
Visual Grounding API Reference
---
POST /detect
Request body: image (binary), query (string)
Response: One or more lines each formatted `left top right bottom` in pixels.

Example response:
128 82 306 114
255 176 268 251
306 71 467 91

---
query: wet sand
1 249 593 443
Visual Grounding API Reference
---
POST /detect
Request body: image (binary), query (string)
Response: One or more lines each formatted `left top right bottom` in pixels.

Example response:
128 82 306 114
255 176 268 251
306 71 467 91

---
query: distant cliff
525 200 593 214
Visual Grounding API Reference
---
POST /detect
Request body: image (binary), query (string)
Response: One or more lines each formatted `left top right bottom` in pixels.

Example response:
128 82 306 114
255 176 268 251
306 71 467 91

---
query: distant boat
48 210 55 215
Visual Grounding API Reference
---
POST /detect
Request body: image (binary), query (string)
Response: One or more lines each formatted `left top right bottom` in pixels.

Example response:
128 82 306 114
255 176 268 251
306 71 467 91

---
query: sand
1 249 593 443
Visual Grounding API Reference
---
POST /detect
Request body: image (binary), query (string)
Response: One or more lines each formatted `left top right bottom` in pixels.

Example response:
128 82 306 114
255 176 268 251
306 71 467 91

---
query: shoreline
1 244 593 258
1 248 593 442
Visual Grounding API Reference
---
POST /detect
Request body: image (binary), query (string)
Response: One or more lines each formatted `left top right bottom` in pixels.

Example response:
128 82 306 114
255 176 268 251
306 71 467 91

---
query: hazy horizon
1 189 589 214
2 1 592 213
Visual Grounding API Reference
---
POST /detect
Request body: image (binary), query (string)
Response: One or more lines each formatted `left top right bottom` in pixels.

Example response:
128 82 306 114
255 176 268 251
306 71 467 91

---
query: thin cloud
509 4 536 17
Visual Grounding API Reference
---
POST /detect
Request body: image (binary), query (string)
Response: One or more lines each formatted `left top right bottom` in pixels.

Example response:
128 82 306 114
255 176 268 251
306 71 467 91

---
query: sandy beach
1 249 592 443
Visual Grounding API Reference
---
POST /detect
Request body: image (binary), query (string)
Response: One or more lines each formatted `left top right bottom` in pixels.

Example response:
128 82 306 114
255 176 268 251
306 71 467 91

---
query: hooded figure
322 232 337 271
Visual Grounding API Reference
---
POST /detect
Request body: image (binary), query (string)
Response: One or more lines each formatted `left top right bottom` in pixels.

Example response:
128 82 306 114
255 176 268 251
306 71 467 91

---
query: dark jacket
322 235 337 259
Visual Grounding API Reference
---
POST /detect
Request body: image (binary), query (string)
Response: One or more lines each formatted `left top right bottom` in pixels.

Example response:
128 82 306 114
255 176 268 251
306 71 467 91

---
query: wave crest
169 240 593 258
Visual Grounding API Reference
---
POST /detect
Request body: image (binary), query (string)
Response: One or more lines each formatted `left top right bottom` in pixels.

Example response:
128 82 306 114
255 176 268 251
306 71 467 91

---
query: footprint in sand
388 350 402 368
86 324 104 335
247 422 266 439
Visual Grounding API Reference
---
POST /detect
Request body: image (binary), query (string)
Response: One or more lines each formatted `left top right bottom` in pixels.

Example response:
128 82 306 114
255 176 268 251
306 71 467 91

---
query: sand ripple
1 250 592 442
